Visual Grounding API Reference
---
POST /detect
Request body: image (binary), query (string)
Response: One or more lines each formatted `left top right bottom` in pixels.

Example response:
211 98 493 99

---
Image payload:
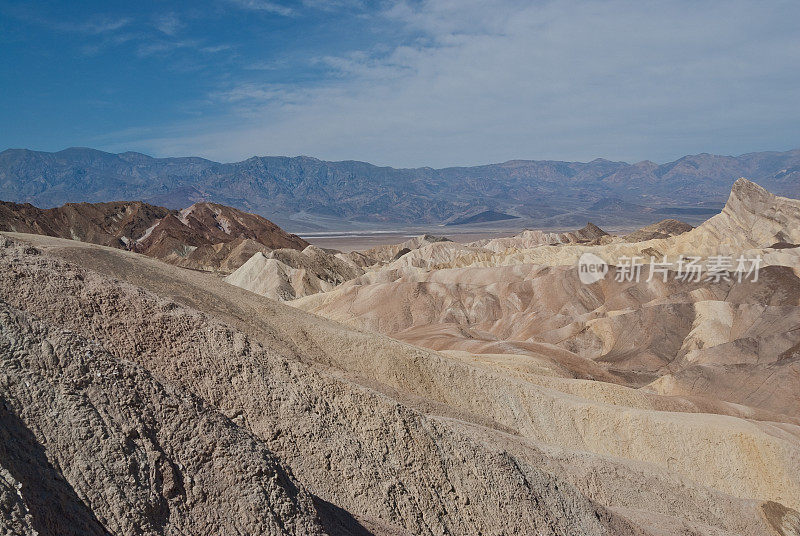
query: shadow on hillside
312 495 378 536
0 399 110 536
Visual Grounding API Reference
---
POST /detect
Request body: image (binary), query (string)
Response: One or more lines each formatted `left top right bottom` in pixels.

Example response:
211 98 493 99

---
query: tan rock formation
358 234 452 264
225 245 365 300
472 222 612 252
2 178 799 535
0 235 657 535
2 233 799 535
420 179 800 270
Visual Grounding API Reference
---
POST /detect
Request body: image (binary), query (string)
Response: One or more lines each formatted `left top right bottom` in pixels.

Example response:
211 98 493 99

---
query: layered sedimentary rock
0 235 662 536
287 180 800 528
293 181 800 419
414 178 800 270
3 177 800 535
472 222 611 252
4 233 798 534
0 200 308 273
623 219 693 242
225 245 365 300
226 234 465 301
357 234 452 264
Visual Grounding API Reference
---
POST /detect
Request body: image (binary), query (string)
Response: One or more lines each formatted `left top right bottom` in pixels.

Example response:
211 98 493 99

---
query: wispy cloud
154 13 184 36
226 0 295 17
135 39 201 58
212 84 288 104
202 44 235 54
53 16 133 35
243 59 287 71
300 0 365 10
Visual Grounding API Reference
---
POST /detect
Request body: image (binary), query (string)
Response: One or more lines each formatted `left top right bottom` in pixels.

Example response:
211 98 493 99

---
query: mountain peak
725 177 775 216
708 178 800 247
731 176 769 197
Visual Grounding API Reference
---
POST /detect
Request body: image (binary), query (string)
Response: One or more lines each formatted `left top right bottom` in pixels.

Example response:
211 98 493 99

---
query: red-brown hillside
0 199 308 272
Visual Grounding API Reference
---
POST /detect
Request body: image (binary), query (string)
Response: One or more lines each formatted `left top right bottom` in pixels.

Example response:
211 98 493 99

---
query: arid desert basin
1 175 799 535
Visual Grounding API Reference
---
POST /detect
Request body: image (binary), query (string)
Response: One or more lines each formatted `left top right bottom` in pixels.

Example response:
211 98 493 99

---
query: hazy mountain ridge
1 147 798 228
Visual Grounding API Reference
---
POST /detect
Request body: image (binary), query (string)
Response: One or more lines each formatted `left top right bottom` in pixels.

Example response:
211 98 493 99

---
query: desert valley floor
1 178 799 535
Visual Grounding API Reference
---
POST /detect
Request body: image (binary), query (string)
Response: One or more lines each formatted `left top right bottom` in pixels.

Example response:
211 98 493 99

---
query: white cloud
202 44 235 54
54 16 132 35
300 0 365 10
114 0 800 166
154 13 184 35
136 39 200 58
226 0 295 17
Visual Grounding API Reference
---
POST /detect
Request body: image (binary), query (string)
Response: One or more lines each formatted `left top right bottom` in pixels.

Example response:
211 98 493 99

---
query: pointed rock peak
725 178 774 214
731 177 770 197
694 177 800 248
418 234 451 243
579 222 608 237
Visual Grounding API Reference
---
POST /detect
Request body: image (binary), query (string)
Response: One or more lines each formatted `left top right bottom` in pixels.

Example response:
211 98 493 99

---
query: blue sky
1 0 799 167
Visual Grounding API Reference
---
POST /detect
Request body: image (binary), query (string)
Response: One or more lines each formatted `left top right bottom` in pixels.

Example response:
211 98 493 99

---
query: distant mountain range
1 147 798 230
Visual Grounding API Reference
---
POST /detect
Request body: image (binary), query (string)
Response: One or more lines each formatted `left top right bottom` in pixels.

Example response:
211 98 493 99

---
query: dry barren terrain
1 178 799 535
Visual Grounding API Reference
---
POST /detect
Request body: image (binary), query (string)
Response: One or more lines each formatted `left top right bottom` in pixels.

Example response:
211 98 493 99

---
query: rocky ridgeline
0 200 308 273
2 147 798 226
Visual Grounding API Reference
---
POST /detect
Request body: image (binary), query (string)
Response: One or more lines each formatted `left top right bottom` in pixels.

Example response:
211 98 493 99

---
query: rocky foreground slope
0 296 326 535
0 235 657 535
3 231 799 535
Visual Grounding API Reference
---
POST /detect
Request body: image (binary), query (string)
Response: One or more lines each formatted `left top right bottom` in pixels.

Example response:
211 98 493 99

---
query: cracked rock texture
0 298 325 535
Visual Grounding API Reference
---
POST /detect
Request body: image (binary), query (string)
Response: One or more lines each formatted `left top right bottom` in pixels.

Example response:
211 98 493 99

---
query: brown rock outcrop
624 219 693 242
0 199 308 273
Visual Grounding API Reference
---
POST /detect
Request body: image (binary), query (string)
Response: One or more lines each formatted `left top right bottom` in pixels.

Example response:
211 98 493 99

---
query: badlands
0 200 309 273
1 178 799 535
